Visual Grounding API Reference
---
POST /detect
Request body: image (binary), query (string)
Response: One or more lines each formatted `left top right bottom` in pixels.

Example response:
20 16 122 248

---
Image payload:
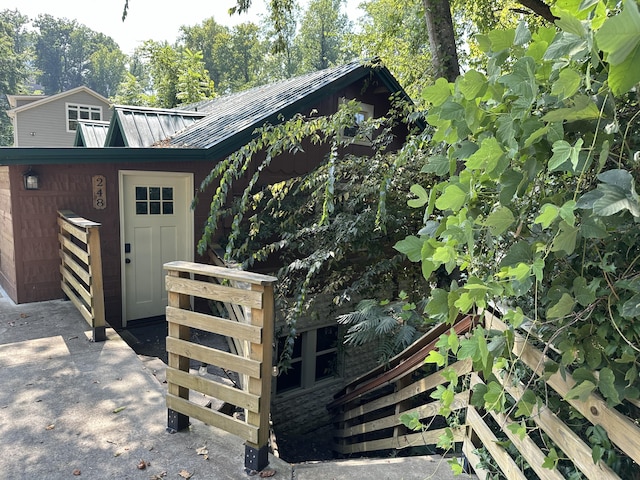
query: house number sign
92 175 106 210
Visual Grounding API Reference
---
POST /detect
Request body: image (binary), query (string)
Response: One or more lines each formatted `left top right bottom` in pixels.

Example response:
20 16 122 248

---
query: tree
295 0 351 73
33 14 124 94
176 48 215 104
87 45 126 97
0 9 30 145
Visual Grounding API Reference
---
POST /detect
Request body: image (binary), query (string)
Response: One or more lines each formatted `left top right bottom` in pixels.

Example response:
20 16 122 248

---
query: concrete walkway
0 290 474 479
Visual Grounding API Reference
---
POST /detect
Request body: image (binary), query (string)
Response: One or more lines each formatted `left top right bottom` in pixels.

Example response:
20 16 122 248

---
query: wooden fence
57 210 105 342
163 260 277 472
330 310 640 479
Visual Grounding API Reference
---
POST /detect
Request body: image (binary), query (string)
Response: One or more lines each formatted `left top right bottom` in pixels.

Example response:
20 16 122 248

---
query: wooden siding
0 166 17 299
3 82 409 329
14 91 112 147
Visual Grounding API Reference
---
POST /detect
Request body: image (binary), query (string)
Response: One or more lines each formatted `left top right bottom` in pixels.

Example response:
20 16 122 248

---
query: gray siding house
6 86 112 147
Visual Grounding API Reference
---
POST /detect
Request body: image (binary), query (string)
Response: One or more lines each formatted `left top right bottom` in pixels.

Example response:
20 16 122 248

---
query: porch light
23 168 40 190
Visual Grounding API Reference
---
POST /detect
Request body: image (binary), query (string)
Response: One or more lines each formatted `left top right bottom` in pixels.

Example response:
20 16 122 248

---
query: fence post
86 225 106 342
244 281 275 472
166 268 191 433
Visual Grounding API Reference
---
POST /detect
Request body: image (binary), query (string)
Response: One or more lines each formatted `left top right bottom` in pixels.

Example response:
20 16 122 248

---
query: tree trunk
422 0 460 82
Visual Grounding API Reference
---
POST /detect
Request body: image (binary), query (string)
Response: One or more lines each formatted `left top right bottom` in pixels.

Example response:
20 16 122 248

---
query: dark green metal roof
74 121 110 147
171 59 409 159
105 106 205 147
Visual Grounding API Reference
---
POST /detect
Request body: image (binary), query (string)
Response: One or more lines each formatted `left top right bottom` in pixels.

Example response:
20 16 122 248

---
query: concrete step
292 455 478 480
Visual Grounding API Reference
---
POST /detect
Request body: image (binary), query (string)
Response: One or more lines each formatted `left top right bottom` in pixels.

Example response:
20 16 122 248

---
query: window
276 325 339 394
339 98 374 146
135 186 174 215
66 103 102 132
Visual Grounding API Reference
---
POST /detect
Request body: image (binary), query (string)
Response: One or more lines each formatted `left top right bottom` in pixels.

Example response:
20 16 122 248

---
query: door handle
125 258 131 264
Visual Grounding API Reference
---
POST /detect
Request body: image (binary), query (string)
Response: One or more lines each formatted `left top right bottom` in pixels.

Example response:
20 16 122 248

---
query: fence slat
58 233 89 264
166 337 261 378
59 250 91 285
61 282 92 323
335 392 468 438
466 406 529 480
486 311 640 468
60 265 92 306
166 367 259 412
166 306 261 343
332 427 465 455
167 394 259 444
337 359 472 423
165 275 263 309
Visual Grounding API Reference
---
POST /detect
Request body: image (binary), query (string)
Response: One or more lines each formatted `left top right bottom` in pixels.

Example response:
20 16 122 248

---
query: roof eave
0 147 208 165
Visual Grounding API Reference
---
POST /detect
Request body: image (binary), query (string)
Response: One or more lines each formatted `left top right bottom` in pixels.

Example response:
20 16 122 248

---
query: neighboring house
0 59 413 434
5 86 112 147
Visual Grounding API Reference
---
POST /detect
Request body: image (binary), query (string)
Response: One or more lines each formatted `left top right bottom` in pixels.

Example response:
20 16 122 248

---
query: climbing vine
394 0 640 475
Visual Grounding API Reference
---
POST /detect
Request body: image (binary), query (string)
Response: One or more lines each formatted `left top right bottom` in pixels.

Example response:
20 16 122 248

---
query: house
5 86 112 147
0 59 413 434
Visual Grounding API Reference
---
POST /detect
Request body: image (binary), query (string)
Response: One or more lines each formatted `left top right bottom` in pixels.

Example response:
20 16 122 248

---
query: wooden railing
57 210 106 342
330 311 640 479
329 315 475 455
464 311 640 480
163 261 277 472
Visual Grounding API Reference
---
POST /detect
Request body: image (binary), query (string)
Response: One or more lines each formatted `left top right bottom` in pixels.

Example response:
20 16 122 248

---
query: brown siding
0 166 17 299
5 76 409 330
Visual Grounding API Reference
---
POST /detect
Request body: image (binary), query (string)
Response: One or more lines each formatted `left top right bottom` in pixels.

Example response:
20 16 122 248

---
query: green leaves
596 0 640 65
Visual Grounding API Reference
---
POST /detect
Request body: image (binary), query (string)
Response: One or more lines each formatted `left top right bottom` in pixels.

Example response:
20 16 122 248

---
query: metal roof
106 105 206 147
167 59 406 157
74 120 110 147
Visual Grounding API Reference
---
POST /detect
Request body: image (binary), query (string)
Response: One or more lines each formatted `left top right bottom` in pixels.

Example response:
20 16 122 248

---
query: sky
1 0 363 55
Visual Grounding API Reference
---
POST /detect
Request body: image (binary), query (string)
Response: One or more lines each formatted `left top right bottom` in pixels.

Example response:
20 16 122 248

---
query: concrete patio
0 287 473 479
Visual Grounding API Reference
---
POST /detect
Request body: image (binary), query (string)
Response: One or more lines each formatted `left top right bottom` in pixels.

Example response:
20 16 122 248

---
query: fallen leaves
196 445 209 460
45 424 55 430
112 406 126 414
72 469 81 476
149 472 167 480
178 470 193 479
137 459 150 470
247 469 277 478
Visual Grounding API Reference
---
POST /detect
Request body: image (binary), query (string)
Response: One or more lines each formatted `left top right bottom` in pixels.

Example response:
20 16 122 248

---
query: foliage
195 98 425 368
392 1 640 476
32 14 124 95
295 0 352 73
0 9 30 145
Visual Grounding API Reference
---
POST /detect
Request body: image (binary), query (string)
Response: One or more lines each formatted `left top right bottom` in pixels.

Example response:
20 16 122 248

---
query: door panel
120 172 193 324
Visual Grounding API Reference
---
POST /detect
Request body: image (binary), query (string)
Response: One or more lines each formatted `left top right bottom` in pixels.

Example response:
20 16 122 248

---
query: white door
119 171 193 325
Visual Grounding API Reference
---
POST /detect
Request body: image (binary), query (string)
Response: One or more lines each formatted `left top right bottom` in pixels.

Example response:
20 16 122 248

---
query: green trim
0 147 208 165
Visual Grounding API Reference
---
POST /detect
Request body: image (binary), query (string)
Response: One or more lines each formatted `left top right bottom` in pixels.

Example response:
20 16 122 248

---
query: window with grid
276 325 339 394
135 186 174 215
66 103 102 132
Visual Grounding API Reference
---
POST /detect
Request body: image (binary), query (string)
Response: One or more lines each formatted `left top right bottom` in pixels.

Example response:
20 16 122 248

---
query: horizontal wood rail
57 210 105 341
329 310 640 479
329 315 474 455
164 261 277 472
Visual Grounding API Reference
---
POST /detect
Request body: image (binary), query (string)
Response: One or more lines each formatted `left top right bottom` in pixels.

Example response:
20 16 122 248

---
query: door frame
118 170 194 326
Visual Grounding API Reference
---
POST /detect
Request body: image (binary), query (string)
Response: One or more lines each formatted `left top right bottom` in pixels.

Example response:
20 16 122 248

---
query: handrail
57 210 106 341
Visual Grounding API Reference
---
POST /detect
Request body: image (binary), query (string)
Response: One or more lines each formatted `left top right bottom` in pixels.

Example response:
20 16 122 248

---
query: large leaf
592 184 640 217
596 0 640 65
551 221 579 254
423 77 452 106
394 236 423 262
551 69 582 100
458 70 488 100
621 292 640 318
484 206 515 236
435 184 467 212
607 43 640 95
465 137 504 174
408 184 429 208
547 292 576 319
543 95 601 123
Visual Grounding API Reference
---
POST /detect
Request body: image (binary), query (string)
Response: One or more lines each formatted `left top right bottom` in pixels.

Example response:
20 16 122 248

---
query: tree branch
517 0 558 23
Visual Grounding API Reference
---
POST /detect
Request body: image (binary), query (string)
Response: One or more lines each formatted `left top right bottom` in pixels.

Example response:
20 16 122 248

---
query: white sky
1 1 363 55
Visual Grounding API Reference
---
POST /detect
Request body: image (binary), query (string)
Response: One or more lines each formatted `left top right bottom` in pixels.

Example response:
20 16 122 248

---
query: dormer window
67 103 102 132
339 98 374 146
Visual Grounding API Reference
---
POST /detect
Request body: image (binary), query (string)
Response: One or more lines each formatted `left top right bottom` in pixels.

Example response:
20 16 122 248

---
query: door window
135 186 174 215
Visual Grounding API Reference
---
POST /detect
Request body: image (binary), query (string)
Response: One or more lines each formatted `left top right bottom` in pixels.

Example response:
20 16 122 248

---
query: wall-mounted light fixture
23 167 40 190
